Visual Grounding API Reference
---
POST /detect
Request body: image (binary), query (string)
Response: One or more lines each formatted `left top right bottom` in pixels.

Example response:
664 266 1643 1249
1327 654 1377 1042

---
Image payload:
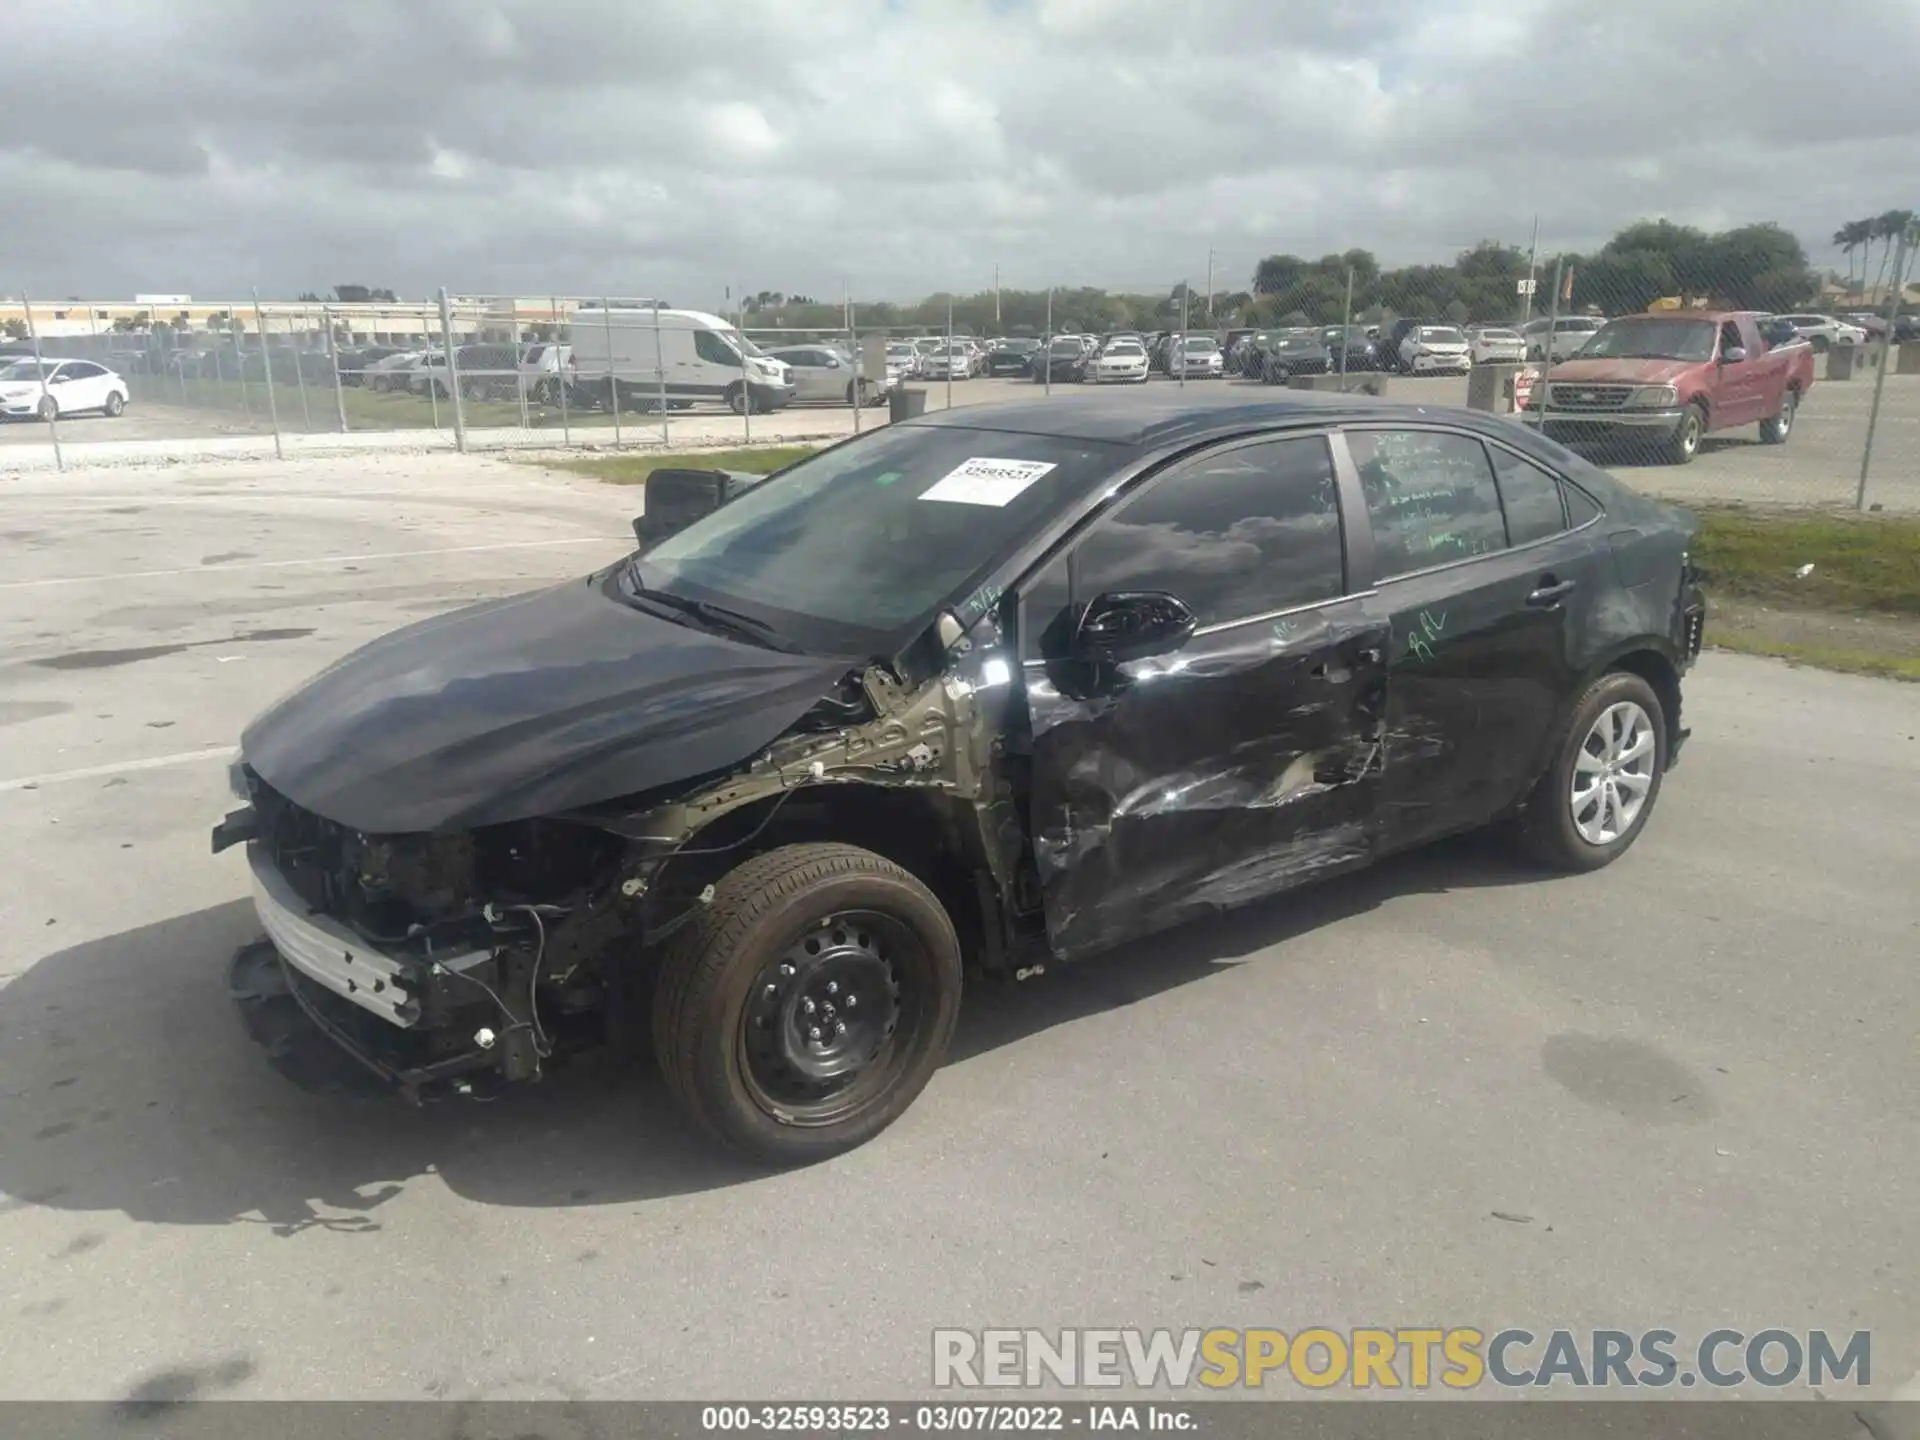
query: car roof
913 386 1535 449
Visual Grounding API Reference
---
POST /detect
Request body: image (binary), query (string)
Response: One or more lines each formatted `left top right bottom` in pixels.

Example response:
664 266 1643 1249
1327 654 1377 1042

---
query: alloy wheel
1570 701 1656 846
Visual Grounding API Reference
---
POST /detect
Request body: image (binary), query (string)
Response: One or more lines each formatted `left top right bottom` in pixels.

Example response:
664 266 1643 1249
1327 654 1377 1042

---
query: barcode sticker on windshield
919 457 1057 507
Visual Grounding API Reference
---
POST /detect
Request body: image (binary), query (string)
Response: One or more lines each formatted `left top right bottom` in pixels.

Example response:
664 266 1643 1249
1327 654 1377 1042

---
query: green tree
1252 254 1309 295
2 318 25 340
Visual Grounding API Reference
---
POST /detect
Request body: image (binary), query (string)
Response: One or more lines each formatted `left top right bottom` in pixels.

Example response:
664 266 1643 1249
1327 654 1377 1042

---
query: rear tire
37 397 56 423
1516 671 1668 873
652 842 963 1164
725 382 747 415
1760 386 1796 444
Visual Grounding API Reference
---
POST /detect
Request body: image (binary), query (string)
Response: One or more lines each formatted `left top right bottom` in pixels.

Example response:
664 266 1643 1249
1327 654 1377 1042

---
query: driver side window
693 329 740 367
1021 435 1347 660
1719 322 1744 359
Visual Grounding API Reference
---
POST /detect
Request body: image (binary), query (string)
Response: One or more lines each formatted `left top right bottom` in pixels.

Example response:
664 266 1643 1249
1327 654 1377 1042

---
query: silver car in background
763 344 889 406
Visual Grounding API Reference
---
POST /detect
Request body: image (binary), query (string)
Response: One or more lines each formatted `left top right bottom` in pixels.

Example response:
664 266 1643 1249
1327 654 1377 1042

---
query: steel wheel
1570 700 1656 846
737 909 928 1127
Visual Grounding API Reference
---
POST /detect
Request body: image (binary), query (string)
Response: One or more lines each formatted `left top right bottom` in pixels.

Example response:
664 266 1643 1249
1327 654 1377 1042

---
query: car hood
0 383 43 397
1549 356 1701 384
241 572 850 835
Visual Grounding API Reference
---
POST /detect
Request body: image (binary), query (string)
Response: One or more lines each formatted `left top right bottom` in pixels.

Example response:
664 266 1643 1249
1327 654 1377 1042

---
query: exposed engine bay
221 619 1036 1102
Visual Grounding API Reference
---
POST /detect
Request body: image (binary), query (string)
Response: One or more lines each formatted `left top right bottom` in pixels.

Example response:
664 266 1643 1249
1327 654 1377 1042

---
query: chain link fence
3 238 1915 513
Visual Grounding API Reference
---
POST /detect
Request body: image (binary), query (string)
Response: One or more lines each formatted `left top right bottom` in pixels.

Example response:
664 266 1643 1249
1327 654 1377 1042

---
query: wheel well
667 784 994 963
1607 648 1682 748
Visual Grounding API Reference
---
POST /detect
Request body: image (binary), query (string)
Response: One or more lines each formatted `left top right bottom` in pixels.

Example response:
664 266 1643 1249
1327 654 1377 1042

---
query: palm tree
1834 218 1874 289
1868 210 1915 301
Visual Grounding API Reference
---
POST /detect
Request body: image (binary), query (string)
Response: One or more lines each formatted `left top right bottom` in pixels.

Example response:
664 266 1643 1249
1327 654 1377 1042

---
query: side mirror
632 467 768 549
1722 346 1747 364
1073 591 1197 665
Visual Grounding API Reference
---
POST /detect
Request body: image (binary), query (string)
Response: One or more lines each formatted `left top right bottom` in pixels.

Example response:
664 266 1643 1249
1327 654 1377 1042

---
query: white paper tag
918 457 1057 507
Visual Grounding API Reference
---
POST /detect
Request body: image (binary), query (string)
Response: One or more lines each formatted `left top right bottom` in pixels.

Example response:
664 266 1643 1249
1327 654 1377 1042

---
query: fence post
1340 266 1354 387
945 295 954 411
849 294 862 436
653 301 669 447
234 321 252 418
740 288 753 445
1857 225 1910 512
1044 288 1053 397
510 297 529 430
21 292 62 472
438 287 467 453
1535 256 1564 433
251 288 285 460
1178 283 1188 388
601 298 622 448
291 304 313 432
424 307 442 431
324 306 349 432
552 295 571 447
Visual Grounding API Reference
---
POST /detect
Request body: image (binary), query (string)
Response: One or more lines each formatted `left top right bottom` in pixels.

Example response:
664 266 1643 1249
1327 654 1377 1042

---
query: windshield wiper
623 576 801 653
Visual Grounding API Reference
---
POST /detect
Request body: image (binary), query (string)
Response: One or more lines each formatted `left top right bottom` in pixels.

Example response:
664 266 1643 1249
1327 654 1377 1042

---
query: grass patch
545 446 822 486
1708 624 1920 682
1692 505 1920 616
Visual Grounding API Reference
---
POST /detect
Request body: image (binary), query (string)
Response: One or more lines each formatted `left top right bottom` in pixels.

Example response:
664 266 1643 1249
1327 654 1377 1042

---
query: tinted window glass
1490 446 1566 545
1069 436 1345 629
693 329 739 366
1565 483 1602 526
69 361 106 378
1349 430 1506 577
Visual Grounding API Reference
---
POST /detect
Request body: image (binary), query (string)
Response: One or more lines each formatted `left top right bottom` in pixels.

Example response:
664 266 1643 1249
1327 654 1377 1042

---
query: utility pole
1205 249 1215 323
1857 223 1911 511
1521 214 1540 325
994 264 1001 329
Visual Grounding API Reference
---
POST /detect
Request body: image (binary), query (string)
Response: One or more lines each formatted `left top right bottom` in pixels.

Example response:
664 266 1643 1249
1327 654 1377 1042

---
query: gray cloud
1 0 1915 306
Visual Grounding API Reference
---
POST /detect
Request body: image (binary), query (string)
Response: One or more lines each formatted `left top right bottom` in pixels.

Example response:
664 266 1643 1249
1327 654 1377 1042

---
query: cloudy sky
2 0 1915 308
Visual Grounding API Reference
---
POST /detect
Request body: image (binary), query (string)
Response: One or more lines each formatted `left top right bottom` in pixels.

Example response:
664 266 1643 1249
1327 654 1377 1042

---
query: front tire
1517 672 1667 872
103 391 126 417
725 382 748 415
652 842 963 1163
1760 386 1796 444
37 397 57 423
1662 402 1706 464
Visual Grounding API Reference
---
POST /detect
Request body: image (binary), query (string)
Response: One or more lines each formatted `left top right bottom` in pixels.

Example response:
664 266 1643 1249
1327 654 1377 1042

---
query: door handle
1528 578 1576 606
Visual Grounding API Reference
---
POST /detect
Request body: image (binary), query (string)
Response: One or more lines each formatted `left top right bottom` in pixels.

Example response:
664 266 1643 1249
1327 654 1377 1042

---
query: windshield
1280 335 1321 350
1104 341 1143 355
1420 327 1466 343
1578 317 1716 361
1477 328 1518 340
1183 337 1217 351
887 343 914 356
719 327 767 358
0 361 52 381
914 338 943 353
629 427 1125 652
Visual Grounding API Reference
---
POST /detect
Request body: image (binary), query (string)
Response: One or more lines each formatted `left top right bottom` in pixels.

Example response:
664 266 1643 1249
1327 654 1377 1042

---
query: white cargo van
567 306 795 414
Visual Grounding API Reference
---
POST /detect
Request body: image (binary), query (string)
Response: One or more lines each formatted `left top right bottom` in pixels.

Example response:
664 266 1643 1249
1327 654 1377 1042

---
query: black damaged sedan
217 389 1705 1162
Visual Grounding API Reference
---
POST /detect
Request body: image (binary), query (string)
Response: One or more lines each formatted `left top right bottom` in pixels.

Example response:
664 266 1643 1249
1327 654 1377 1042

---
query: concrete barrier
1828 344 1857 380
1898 344 1920 376
1286 372 1389 397
1467 362 1521 412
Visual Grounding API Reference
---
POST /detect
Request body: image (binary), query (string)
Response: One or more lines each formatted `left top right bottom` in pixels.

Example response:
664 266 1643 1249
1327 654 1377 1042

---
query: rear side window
1349 430 1507 577
1564 484 1602 526
1489 447 1566 545
1067 436 1345 629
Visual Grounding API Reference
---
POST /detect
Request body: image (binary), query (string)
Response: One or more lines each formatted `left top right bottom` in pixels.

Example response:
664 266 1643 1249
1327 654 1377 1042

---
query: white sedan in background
1469 326 1526 364
1089 337 1150 383
0 358 129 420
1772 314 1868 352
922 343 975 380
1400 325 1473 374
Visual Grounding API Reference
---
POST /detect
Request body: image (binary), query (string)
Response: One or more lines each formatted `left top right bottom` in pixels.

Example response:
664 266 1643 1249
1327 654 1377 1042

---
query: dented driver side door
1018 432 1390 962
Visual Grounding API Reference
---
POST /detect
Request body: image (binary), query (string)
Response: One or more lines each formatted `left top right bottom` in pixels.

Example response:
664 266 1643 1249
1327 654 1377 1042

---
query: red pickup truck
1524 310 1815 464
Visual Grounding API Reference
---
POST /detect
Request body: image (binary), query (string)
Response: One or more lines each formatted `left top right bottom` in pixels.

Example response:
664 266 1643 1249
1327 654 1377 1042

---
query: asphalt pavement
0 454 1916 1405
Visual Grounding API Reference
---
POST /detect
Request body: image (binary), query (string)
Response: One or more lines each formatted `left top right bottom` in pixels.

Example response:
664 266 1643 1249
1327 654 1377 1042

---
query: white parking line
0 536 613 591
0 747 233 794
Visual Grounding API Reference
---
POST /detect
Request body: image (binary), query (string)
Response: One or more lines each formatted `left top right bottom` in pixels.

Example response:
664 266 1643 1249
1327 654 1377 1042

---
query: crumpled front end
218 766 633 1100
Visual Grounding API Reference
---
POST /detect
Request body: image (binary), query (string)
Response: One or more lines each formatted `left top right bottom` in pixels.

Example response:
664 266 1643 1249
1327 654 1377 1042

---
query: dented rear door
1019 432 1389 961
